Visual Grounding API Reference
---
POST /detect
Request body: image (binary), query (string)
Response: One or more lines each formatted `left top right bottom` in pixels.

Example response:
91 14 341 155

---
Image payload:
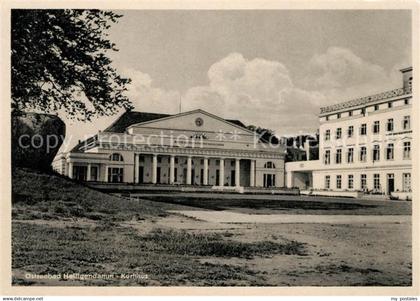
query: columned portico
134 154 140 183
203 157 209 185
104 164 108 182
152 154 157 184
219 158 224 186
169 155 175 184
59 109 286 188
87 163 91 181
186 156 192 185
235 158 240 187
68 162 73 179
250 160 255 187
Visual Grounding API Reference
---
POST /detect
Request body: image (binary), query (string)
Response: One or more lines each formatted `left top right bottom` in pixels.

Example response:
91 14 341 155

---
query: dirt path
170 210 411 224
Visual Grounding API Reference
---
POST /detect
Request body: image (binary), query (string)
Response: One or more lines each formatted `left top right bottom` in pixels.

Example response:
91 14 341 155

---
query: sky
59 9 411 152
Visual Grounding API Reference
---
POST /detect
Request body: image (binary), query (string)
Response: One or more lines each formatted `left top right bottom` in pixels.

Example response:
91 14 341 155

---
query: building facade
286 67 412 197
53 109 285 188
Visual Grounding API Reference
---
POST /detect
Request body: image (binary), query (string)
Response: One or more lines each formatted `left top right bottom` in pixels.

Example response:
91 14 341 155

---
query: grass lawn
11 168 307 286
133 193 412 215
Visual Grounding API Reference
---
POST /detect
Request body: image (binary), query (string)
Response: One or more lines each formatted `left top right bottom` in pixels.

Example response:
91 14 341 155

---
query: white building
53 109 285 189
286 67 412 199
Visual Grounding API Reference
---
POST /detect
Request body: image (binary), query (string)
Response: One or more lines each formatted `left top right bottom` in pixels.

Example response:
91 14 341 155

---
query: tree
11 9 133 120
247 125 280 144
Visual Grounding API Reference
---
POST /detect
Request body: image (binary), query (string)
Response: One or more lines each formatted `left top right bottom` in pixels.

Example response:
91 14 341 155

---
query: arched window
264 161 276 169
110 153 124 162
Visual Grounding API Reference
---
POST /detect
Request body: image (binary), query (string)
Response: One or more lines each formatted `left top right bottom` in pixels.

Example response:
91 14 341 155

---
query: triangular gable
128 109 253 135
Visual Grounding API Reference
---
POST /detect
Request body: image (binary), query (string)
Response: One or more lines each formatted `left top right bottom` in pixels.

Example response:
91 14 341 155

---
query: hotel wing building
286 67 412 199
53 109 285 189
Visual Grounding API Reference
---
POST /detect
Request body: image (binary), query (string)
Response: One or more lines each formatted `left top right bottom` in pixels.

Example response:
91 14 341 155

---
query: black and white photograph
1 1 419 297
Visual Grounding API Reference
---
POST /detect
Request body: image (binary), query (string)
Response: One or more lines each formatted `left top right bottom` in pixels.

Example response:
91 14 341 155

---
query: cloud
124 69 181 114
121 48 410 137
182 52 324 135
305 47 389 89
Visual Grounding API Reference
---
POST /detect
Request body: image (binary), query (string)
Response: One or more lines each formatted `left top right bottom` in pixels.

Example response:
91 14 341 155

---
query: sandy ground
148 212 412 286
12 205 412 286
169 210 411 224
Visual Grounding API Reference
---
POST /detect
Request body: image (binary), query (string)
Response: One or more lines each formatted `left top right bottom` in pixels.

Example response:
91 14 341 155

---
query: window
110 153 124 161
403 142 411 159
326 115 329 121
388 102 393 108
264 162 276 168
373 145 380 162
347 126 354 138
336 128 342 139
361 108 366 115
157 156 162 163
374 104 379 111
90 166 98 181
175 157 179 164
325 129 331 141
73 166 87 181
337 113 341 119
347 148 354 163
335 149 342 164
360 146 367 162
386 143 394 160
139 155 145 163
373 121 380 134
403 173 411 192
348 175 354 189
360 124 367 135
361 174 367 190
404 98 410 105
349 111 353 117
386 118 394 132
403 116 410 130
324 150 331 165
373 174 380 190
336 175 342 189
325 175 331 189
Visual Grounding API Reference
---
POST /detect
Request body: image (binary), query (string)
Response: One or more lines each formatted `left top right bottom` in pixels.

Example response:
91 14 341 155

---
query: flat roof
319 87 412 115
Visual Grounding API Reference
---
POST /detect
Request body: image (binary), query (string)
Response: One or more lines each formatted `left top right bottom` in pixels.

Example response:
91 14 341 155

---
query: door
138 166 144 183
264 174 275 188
157 167 161 184
387 174 394 195
231 170 235 186
183 168 187 184
74 166 87 181
191 169 195 185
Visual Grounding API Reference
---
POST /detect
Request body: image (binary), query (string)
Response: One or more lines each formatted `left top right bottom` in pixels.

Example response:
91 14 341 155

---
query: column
134 154 140 183
152 154 157 184
68 162 73 179
203 157 209 185
235 158 240 187
104 165 108 182
87 163 91 181
169 155 175 184
186 156 192 185
250 159 255 187
219 158 224 186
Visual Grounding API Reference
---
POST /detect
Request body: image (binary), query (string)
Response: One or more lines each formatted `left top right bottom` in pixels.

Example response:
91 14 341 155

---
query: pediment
128 109 253 135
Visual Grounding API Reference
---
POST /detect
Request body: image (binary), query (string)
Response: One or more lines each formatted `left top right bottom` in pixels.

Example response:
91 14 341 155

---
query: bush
142 229 307 258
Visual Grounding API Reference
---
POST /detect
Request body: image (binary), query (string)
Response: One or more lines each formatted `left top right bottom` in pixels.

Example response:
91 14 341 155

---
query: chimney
400 67 413 91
